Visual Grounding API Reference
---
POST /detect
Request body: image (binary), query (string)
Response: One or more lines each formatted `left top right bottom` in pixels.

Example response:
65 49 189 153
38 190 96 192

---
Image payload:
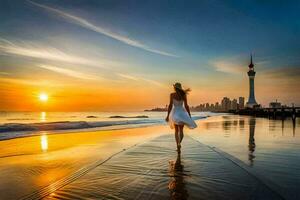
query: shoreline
0 122 160 142
0 115 208 141
0 125 170 200
0 115 299 199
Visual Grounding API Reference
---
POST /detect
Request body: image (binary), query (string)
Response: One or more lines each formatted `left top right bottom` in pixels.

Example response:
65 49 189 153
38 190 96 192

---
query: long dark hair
175 87 191 100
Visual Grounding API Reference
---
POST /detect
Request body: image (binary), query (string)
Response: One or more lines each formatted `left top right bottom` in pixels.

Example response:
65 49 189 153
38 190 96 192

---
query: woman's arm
165 94 173 121
184 95 191 117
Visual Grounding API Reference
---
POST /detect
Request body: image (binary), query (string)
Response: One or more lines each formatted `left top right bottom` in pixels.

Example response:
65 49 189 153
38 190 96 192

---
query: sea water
0 111 212 140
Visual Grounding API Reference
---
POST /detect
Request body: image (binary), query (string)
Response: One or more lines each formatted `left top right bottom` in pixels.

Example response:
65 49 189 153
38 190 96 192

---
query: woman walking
166 83 197 152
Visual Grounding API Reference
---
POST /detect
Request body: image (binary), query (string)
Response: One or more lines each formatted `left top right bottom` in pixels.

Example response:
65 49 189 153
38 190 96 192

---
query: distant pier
231 107 299 121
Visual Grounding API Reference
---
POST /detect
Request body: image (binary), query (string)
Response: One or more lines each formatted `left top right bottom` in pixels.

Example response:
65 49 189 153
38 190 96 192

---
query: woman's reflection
168 153 188 200
248 117 256 166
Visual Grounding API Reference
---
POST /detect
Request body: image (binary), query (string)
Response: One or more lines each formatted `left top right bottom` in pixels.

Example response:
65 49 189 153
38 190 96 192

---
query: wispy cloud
210 55 250 74
37 64 101 80
0 77 63 87
211 55 272 74
0 38 120 68
0 38 166 85
117 73 167 88
212 60 244 74
117 73 139 81
262 66 300 80
140 78 166 87
28 0 178 57
0 72 10 76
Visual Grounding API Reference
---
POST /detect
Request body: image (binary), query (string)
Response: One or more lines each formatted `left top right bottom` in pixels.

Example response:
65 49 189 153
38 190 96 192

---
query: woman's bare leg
179 125 184 143
174 125 180 151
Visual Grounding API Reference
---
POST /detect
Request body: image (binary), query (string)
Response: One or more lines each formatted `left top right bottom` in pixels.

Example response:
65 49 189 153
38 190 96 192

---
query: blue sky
0 0 299 110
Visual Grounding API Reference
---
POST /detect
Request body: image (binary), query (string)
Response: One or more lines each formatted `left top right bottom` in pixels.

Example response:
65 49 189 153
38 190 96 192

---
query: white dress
168 99 197 129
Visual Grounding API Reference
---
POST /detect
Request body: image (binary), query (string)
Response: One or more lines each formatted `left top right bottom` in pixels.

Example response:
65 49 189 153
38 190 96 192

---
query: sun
39 93 48 102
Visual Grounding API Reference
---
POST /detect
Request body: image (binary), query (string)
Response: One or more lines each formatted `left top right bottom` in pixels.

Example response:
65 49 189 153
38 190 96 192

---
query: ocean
0 111 212 140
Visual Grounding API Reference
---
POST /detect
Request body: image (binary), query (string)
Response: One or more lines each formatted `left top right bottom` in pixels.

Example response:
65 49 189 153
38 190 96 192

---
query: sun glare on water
39 93 48 102
40 135 48 152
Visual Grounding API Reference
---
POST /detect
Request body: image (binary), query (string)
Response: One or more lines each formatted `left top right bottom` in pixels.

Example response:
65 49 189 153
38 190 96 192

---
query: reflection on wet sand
248 118 256 166
40 134 48 152
293 119 296 137
222 116 239 132
0 125 168 200
281 119 285 136
268 119 278 132
239 118 245 130
190 115 300 199
168 152 188 200
222 120 232 132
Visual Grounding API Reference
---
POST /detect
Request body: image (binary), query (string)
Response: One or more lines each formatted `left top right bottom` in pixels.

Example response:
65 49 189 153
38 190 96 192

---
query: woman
165 83 197 152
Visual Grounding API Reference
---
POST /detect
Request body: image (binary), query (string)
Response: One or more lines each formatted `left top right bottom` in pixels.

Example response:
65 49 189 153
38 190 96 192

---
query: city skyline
1 0 300 111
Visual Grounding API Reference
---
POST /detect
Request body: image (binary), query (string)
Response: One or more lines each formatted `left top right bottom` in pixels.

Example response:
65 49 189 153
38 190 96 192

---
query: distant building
188 96 247 112
231 99 238 110
246 55 259 108
215 102 220 111
205 103 210 110
221 97 231 111
239 97 245 109
269 100 281 108
210 104 215 110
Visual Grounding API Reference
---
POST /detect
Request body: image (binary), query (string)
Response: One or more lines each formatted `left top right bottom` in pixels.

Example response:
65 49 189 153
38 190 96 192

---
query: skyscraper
246 55 258 108
239 97 245 109
221 97 230 111
232 99 238 110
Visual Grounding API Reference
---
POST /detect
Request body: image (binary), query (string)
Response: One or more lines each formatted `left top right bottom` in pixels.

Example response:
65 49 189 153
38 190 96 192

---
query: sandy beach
41 134 280 200
0 125 168 200
0 115 299 200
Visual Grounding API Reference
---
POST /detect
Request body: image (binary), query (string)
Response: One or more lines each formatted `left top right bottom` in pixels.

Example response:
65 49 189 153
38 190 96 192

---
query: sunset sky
0 0 299 111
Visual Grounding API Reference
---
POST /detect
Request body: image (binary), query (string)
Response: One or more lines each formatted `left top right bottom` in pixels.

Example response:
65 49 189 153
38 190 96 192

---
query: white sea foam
0 116 206 140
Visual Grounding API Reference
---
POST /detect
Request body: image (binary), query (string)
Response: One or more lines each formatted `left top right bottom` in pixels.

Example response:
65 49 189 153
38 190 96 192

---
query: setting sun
39 93 48 102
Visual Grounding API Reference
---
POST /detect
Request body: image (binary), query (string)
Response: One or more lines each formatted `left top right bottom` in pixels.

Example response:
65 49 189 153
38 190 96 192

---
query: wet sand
0 125 168 200
1 115 298 200
40 135 280 200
